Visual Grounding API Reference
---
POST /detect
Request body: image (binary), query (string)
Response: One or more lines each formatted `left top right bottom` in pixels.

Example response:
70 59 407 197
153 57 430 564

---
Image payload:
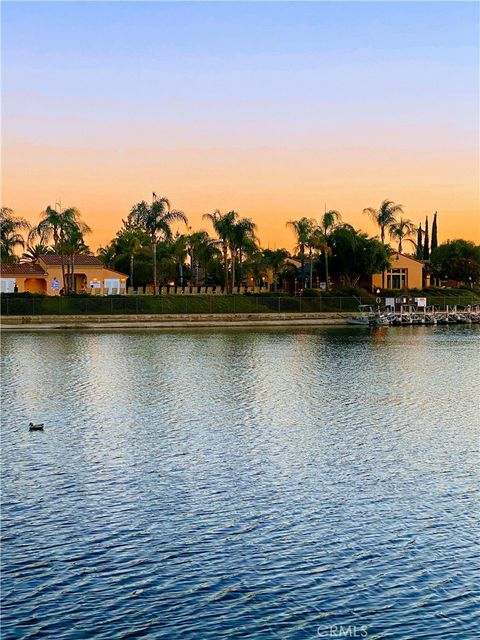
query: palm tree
186 230 216 287
21 243 53 262
129 195 187 291
363 199 403 288
389 218 416 253
97 244 117 269
33 206 88 292
0 208 30 263
172 234 189 287
305 224 319 289
262 248 289 291
319 209 341 291
116 230 145 288
203 210 237 292
230 217 257 289
35 205 64 246
363 199 404 245
244 249 267 287
306 226 329 289
65 220 92 292
286 217 315 288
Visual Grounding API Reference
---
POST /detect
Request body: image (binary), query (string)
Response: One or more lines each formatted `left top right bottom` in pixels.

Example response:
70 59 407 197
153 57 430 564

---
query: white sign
385 297 396 309
90 281 101 289
415 297 427 308
0 278 16 293
51 278 60 291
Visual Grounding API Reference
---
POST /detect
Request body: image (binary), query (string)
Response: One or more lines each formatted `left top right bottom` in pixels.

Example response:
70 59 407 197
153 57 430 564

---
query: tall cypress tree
416 223 423 259
431 211 438 252
423 216 429 260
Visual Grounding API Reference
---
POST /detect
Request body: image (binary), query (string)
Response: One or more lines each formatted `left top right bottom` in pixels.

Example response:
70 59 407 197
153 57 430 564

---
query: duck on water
29 422 44 431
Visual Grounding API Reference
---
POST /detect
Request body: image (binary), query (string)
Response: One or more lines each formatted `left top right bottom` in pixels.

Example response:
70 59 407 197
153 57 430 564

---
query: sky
2 1 479 251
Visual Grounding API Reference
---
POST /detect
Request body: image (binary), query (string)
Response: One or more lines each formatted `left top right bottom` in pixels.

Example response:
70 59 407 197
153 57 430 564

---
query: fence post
6 297 9 316
299 296 302 313
340 297 342 311
233 295 236 314
209 295 212 313
32 298 35 315
110 297 113 314
85 297 88 314
136 296 139 313
278 297 281 313
185 297 188 314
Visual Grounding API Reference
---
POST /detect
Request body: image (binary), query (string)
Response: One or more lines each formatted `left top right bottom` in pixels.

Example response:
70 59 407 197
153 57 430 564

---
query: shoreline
0 312 355 331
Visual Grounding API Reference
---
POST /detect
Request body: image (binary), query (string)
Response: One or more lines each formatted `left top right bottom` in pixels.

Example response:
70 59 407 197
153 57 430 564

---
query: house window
387 269 408 289
104 278 120 294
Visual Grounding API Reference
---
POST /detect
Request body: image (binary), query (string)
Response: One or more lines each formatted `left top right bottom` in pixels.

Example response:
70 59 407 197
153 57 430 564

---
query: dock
371 304 480 326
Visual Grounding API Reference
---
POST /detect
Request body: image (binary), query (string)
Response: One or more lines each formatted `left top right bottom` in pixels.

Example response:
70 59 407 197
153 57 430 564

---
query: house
279 257 327 292
0 255 128 295
0 262 49 294
372 252 428 290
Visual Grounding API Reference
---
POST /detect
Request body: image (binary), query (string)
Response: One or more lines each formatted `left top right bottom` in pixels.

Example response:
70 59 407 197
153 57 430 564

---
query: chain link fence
1 294 478 317
0 295 365 316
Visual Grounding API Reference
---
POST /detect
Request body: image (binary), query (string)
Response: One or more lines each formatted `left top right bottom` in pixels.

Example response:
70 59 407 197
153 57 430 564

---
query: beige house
0 262 49 294
1 255 127 295
372 252 426 290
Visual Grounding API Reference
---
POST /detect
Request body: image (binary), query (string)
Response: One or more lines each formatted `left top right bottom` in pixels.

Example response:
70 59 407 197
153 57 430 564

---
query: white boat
372 313 390 326
348 305 375 326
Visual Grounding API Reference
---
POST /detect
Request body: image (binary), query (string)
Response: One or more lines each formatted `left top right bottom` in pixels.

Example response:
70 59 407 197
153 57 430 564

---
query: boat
372 313 390 326
348 299 480 327
348 305 376 326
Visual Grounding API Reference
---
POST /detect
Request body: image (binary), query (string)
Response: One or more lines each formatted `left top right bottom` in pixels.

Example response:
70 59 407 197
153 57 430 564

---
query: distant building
0 255 128 295
372 252 428 290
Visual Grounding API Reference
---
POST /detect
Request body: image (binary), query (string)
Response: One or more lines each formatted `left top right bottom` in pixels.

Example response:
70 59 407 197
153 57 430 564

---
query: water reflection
1 327 478 639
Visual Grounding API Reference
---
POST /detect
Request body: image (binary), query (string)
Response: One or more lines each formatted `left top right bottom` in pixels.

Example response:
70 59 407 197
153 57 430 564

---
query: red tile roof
393 252 425 265
39 254 103 266
0 262 47 276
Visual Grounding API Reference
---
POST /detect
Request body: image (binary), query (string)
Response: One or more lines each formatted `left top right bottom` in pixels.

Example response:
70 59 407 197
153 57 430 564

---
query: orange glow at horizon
2 143 479 252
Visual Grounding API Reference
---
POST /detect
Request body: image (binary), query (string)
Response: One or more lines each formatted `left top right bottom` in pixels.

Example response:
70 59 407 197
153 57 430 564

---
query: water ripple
1 326 479 639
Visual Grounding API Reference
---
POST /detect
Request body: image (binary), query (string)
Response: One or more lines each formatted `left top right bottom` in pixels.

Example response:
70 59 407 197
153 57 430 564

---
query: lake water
1 327 479 639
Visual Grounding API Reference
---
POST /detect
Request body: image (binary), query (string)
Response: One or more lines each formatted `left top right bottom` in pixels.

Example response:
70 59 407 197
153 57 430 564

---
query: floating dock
369 304 480 326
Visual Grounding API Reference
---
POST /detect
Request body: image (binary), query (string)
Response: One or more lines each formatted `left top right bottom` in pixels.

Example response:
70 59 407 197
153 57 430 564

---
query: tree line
1 197 479 291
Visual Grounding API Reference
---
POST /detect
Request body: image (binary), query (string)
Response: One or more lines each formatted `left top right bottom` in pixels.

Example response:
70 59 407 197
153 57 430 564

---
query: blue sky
2 1 479 246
